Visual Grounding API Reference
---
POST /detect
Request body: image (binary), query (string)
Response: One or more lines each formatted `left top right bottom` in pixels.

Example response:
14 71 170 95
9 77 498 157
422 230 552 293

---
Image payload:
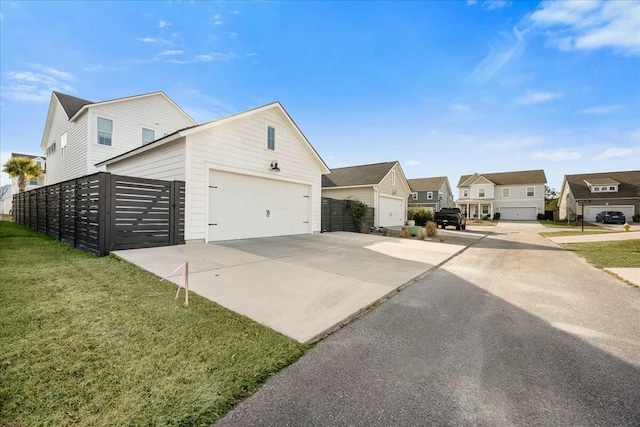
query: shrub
345 198 368 232
537 213 546 220
493 212 501 220
408 207 434 226
426 221 437 238
400 227 410 238
633 214 640 223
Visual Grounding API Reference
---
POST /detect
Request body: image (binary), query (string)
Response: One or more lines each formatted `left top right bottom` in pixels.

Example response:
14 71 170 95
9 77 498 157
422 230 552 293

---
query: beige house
322 161 411 227
456 169 547 220
558 170 639 221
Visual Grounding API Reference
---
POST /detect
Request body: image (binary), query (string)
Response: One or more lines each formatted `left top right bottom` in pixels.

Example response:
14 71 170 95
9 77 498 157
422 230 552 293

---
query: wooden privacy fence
321 197 375 233
12 172 185 256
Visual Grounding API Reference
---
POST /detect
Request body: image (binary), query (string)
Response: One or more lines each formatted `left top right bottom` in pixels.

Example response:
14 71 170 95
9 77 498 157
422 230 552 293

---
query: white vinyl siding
321 187 375 208
104 139 187 181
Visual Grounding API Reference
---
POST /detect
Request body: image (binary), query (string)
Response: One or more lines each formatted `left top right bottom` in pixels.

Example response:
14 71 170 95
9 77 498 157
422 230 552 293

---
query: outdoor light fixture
270 160 280 171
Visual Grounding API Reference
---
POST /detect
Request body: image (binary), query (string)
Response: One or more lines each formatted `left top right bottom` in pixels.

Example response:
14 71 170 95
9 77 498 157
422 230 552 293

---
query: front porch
456 199 494 220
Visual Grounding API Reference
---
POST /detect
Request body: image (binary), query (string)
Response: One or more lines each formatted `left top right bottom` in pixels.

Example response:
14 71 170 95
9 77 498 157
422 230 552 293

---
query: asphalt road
216 224 640 426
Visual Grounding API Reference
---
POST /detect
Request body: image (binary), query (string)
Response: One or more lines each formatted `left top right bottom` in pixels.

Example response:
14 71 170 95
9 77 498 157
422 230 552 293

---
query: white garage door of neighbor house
379 196 405 227
208 170 311 242
500 207 537 220
584 205 635 222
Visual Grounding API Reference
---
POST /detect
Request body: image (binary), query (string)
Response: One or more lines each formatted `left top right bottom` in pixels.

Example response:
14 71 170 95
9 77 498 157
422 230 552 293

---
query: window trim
427 192 433 200
391 170 396 185
412 192 418 200
97 116 113 146
463 189 469 198
266 125 276 151
526 186 535 197
502 187 510 198
478 187 486 198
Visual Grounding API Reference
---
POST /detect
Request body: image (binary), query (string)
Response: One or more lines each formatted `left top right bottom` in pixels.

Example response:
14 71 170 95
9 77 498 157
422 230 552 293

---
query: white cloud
468 26 525 84
516 90 562 105
597 147 633 159
231 10 240 15
451 103 472 113
158 20 171 28
577 105 623 115
1 66 75 103
527 0 640 56
532 150 581 161
159 50 183 56
404 160 422 168
137 37 157 43
0 12 4 20
483 1 510 11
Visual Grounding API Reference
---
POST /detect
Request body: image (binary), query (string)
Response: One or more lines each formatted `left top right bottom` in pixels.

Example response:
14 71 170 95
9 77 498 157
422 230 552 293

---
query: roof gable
53 91 94 118
322 161 398 188
566 170 640 200
458 169 547 187
407 176 447 191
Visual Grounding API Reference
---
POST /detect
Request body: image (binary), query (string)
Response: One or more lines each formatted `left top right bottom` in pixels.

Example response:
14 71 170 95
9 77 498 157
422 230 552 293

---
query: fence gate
321 197 374 233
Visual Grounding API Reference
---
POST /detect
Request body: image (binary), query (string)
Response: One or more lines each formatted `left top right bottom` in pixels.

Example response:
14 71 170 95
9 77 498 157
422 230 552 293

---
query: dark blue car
595 211 626 224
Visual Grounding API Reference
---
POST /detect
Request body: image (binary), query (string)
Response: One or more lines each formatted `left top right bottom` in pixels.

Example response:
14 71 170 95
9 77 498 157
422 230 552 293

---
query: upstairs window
427 192 433 200
142 128 155 145
502 187 510 198
609 186 616 191
412 192 418 200
594 187 600 192
29 177 39 186
61 133 67 159
478 188 485 198
527 186 535 197
463 189 468 198
97 117 113 146
391 170 396 185
267 126 275 150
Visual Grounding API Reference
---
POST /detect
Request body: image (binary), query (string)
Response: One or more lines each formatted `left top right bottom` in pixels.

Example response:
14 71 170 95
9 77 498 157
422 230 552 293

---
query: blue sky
1 0 639 192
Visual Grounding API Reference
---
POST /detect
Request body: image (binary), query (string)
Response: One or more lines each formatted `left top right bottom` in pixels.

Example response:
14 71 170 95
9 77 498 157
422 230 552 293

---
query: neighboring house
322 161 411 227
407 176 454 211
0 185 11 215
40 91 196 185
456 169 547 220
558 170 640 221
97 101 330 242
2 152 47 214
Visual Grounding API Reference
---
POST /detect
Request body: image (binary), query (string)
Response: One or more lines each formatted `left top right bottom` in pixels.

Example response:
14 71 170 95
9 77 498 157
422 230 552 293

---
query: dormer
584 178 619 193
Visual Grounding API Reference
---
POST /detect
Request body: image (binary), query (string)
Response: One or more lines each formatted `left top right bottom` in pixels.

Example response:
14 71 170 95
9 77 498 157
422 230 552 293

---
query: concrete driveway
113 232 467 343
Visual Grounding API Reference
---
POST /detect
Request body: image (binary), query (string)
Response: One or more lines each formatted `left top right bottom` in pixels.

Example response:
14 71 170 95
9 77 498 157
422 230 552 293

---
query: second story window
527 186 535 197
97 117 113 146
412 192 418 200
61 133 67 159
427 192 433 200
267 126 275 150
502 187 510 198
391 170 396 185
142 128 155 145
479 188 485 198
463 189 468 198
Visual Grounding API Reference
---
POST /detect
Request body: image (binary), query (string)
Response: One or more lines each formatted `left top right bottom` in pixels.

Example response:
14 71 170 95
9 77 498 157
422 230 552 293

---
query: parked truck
434 207 467 230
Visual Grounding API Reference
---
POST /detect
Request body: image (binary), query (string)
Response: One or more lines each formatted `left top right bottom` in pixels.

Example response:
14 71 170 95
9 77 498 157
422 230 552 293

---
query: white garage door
500 207 537 220
584 205 634 222
208 170 311 242
379 195 405 227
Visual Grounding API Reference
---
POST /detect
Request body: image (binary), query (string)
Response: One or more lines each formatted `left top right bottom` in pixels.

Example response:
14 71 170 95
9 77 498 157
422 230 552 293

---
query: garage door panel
500 207 536 220
380 196 405 227
208 170 310 242
584 205 634 221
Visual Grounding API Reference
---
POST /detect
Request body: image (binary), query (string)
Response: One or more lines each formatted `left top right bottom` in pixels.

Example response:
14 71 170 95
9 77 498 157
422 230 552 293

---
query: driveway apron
217 223 640 427
113 232 466 344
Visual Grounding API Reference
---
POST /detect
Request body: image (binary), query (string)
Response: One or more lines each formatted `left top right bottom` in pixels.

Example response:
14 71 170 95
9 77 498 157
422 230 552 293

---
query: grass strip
0 221 306 427
561 239 640 268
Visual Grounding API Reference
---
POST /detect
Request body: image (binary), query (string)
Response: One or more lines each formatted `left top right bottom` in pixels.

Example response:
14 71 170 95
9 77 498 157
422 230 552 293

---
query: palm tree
2 157 43 193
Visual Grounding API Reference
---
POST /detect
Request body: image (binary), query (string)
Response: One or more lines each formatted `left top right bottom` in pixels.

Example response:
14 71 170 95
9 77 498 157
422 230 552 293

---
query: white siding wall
185 108 324 241
495 184 545 213
321 187 375 207
470 182 495 199
88 95 194 175
44 103 89 185
105 139 187 181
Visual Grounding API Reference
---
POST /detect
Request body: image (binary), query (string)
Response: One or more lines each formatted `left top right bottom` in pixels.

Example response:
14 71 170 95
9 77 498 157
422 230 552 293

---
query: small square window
142 128 155 145
412 192 418 200
593 187 600 192
267 126 275 150
427 192 433 200
609 186 616 191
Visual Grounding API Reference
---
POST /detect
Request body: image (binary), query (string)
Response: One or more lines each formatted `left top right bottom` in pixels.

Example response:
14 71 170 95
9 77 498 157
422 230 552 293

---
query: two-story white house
40 91 196 185
456 169 547 220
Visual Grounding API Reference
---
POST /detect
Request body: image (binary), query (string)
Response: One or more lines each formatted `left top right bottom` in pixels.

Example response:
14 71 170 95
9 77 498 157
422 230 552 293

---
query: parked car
434 207 466 230
595 211 626 224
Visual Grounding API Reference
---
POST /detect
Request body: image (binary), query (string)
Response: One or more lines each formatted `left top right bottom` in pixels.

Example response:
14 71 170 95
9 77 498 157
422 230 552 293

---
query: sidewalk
546 231 639 287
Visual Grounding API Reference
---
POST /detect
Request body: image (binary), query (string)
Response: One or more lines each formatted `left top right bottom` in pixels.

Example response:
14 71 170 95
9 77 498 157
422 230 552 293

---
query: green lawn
538 219 602 229
540 230 615 238
561 240 640 269
0 221 306 427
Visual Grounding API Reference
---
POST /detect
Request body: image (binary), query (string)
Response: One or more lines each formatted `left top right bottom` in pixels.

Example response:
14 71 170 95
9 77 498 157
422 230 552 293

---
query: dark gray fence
321 197 375 233
12 172 185 256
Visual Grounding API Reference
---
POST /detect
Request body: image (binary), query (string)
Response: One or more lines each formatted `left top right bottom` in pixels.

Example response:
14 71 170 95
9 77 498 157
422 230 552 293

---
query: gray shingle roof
458 169 547 187
54 91 94 118
322 161 398 187
407 177 447 191
566 170 640 200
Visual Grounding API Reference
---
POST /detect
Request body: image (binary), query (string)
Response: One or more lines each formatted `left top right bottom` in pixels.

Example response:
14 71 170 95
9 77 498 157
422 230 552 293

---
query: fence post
97 173 112 256
58 183 63 241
